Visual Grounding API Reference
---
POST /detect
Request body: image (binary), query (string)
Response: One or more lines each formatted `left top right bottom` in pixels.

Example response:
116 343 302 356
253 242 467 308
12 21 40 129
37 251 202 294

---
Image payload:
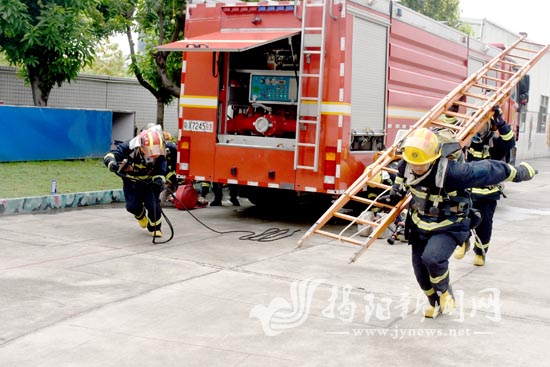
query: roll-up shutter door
351 17 388 133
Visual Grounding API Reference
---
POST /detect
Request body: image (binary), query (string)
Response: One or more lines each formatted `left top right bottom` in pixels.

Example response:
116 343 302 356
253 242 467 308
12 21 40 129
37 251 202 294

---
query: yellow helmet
402 128 441 165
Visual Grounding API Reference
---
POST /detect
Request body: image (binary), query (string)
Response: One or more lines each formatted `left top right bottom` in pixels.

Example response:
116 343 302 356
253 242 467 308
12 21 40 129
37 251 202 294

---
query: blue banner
0 106 112 162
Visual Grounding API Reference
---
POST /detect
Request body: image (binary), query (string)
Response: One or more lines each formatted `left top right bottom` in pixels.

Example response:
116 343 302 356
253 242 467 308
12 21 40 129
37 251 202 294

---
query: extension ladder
297 35 549 263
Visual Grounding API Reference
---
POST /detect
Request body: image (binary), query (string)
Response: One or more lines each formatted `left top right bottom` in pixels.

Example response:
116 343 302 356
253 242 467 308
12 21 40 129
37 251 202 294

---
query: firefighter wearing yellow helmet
383 127 537 318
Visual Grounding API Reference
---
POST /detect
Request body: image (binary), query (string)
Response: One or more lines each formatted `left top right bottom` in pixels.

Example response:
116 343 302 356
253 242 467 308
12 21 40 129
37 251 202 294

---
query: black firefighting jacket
392 158 519 233
467 121 515 200
104 140 167 183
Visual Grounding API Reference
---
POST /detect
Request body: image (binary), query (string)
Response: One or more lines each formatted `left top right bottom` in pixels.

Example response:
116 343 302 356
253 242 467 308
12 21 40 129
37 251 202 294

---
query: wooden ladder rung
333 212 379 227
314 229 364 246
479 75 506 83
489 67 515 74
463 91 491 100
442 111 474 120
349 195 395 210
512 46 539 53
506 53 531 60
500 59 523 68
518 39 546 47
454 100 481 110
473 83 499 91
362 180 393 190
430 120 464 130
381 165 399 175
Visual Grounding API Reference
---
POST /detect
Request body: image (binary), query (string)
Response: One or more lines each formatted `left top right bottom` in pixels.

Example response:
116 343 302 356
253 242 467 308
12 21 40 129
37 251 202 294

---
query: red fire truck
158 0 526 206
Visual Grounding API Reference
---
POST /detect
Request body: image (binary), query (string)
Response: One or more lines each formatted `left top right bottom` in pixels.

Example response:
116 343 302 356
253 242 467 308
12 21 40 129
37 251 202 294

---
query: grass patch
0 159 122 199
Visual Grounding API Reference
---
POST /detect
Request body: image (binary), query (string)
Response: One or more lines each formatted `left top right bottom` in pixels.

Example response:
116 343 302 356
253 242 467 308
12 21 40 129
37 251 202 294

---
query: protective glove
104 157 119 172
513 162 538 182
491 106 506 129
152 176 166 190
379 188 405 205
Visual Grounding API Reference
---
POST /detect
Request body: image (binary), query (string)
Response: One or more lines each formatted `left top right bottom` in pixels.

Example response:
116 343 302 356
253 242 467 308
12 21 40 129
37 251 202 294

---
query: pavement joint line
0 229 134 248
66 324 295 363
1 247 125 271
64 249 227 273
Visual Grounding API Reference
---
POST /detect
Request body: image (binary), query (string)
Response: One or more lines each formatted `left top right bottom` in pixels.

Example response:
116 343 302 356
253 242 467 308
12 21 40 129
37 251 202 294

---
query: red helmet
139 130 165 158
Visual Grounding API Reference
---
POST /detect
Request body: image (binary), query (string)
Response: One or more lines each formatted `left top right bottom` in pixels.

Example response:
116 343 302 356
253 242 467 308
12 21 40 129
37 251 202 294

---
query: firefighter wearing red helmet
384 128 537 318
104 128 167 237
453 106 516 266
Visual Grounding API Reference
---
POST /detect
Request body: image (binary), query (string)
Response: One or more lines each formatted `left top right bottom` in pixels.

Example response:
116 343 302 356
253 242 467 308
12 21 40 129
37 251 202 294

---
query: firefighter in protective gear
442 103 460 125
387 128 537 318
104 128 167 238
454 106 516 265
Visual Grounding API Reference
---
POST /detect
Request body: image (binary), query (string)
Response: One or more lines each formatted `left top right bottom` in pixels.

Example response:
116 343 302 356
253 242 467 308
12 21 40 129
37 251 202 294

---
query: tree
0 0 121 106
120 0 184 128
82 41 129 77
121 0 258 128
400 0 471 34
0 51 8 66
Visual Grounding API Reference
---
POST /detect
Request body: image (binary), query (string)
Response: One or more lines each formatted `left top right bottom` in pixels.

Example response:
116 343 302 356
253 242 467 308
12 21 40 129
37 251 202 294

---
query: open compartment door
157 30 300 52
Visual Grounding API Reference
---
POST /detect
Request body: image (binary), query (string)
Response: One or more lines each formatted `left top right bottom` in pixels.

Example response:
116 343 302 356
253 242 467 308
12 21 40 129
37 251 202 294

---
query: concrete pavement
1 158 550 366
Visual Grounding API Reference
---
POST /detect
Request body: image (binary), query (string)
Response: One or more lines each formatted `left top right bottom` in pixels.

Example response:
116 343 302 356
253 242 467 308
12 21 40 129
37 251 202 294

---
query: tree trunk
28 66 48 106
156 99 165 129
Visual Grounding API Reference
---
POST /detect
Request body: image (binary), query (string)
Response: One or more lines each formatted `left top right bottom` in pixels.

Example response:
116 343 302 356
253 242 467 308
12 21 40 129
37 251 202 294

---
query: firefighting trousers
123 179 162 232
472 198 497 255
410 223 470 297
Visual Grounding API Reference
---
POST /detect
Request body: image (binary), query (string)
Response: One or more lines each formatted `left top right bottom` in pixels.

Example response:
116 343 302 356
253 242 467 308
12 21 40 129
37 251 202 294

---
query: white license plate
183 120 213 132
